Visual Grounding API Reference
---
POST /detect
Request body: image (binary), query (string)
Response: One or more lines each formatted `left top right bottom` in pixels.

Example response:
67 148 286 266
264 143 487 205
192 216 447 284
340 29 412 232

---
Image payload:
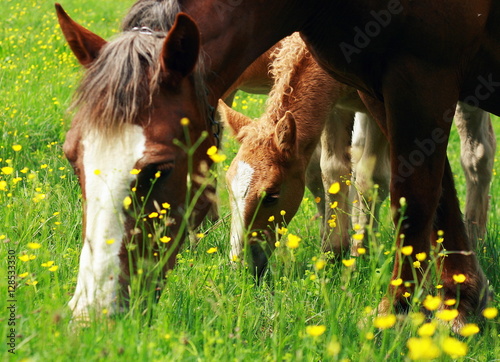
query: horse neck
267 55 338 160
178 0 312 105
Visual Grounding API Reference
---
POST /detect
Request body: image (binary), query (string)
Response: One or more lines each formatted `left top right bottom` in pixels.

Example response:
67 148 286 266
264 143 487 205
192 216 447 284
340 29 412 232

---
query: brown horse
56 4 216 319
140 0 499 330
61 0 498 329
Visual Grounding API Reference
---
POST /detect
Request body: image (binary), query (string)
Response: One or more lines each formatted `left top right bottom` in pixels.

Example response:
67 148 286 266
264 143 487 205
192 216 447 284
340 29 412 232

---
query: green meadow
1 0 499 360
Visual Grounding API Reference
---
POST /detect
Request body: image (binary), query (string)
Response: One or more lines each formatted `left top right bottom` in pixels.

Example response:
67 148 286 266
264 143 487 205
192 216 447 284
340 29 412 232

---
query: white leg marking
69 124 146 319
229 161 254 261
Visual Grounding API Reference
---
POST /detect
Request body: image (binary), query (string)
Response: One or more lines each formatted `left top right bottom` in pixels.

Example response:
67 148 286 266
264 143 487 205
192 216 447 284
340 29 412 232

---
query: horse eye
152 161 174 177
262 192 279 206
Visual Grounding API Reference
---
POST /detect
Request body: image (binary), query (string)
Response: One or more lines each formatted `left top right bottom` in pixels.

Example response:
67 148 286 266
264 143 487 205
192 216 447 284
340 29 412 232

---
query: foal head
57 4 214 318
221 103 306 277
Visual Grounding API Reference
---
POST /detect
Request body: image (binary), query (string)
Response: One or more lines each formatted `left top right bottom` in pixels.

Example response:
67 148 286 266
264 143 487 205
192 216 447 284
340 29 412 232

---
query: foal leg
320 108 354 256
305 144 326 218
351 112 390 252
455 102 496 244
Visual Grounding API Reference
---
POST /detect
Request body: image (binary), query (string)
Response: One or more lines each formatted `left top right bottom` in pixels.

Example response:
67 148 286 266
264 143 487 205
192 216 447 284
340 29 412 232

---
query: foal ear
160 13 200 83
55 3 107 67
217 100 252 139
274 111 297 156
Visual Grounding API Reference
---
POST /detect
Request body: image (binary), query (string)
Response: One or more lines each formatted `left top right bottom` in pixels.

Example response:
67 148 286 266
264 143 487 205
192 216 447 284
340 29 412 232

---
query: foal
221 33 495 277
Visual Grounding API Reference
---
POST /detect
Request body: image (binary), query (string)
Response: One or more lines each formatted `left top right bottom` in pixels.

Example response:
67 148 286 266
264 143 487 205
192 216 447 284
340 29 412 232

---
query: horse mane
72 31 165 132
121 0 181 32
72 0 210 134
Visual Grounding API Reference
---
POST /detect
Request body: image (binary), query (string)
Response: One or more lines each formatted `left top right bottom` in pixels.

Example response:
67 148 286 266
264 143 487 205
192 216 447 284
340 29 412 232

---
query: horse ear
274 111 297 156
160 13 200 82
217 100 252 139
55 3 107 67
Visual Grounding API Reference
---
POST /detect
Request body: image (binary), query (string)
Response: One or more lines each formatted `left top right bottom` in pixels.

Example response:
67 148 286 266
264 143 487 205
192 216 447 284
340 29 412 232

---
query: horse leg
455 102 496 245
434 158 489 331
351 112 390 253
320 108 354 256
365 63 481 318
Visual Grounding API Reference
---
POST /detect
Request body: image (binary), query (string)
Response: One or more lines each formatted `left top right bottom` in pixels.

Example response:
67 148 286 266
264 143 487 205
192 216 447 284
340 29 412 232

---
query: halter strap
131 26 155 35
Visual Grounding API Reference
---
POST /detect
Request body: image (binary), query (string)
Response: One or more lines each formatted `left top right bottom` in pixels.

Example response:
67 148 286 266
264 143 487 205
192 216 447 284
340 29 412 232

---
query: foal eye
262 192 280 206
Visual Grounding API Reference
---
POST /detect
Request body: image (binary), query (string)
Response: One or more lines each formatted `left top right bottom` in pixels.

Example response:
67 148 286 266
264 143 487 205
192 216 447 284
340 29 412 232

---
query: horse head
57 3 215 319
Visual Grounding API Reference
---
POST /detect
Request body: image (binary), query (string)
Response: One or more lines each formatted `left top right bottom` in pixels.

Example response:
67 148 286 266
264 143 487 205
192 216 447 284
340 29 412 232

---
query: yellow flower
314 197 321 203
305 325 326 337
130 168 141 175
19 255 31 262
180 117 190 126
459 323 480 337
207 146 227 163
423 295 441 311
93 169 101 175
19 272 29 278
442 337 467 358
155 171 161 178
314 259 326 271
357 247 366 255
160 236 171 243
286 233 301 249
277 227 288 235
390 278 403 286
12 145 22 151
196 233 205 239
207 247 217 254
401 245 413 255
352 233 364 241
41 261 55 267
373 314 396 329
482 307 498 319
342 259 355 267
416 252 427 261
417 322 436 337
268 215 275 222
148 212 159 218
436 309 459 322
0 180 7 191
453 274 466 283
162 202 170 209
328 182 340 194
444 299 456 306
330 201 338 209
27 242 41 249
2 166 14 175
413 261 421 268
407 337 441 360
275 241 281 248
403 292 411 298
123 196 132 209
106 239 115 245
280 210 286 216
48 265 59 272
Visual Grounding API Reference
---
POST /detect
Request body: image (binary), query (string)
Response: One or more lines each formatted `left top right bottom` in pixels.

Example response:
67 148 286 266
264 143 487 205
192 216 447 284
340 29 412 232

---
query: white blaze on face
69 124 146 319
229 161 254 261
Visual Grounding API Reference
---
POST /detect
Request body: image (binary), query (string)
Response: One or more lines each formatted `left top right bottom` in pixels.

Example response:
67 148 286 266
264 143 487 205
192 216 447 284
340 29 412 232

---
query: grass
1 0 499 360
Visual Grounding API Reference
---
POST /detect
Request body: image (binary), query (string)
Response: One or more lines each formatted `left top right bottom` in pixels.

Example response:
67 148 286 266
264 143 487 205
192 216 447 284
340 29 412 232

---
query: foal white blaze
69 124 146 318
229 160 255 261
